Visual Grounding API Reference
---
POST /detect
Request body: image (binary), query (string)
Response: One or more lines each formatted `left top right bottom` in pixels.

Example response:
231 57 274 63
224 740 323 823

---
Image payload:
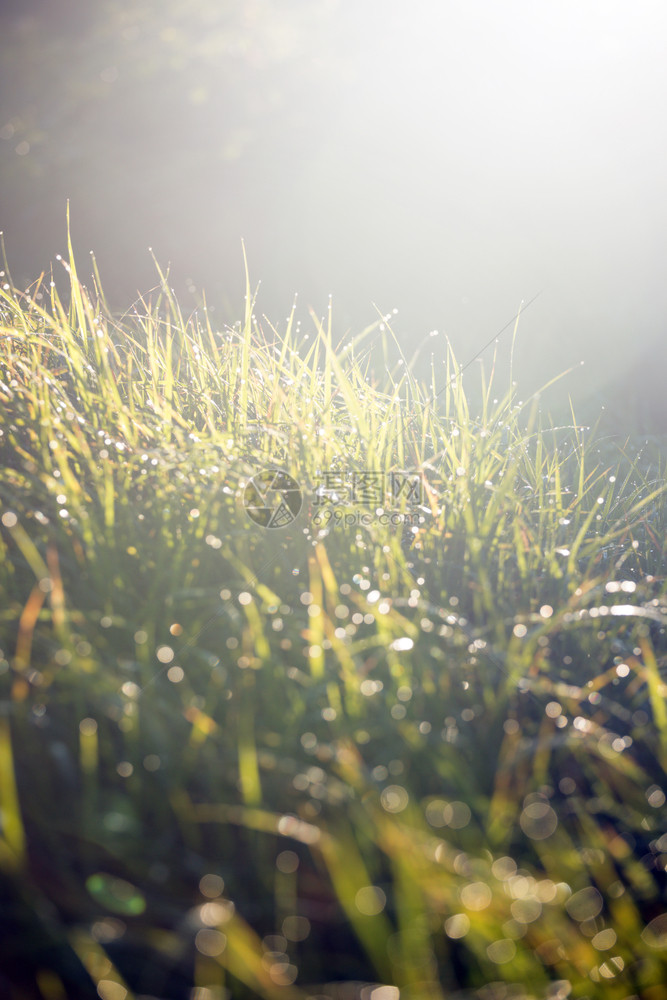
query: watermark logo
243 469 303 528
312 507 421 529
243 468 423 529
312 471 422 508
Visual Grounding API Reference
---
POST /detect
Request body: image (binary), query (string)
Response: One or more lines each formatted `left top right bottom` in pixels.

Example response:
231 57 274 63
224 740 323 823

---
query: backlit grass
1 239 667 1000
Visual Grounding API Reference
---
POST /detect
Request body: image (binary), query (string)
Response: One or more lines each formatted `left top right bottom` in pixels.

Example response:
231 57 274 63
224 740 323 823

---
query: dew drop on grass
195 929 226 956
592 928 617 951
487 938 516 964
355 885 386 915
200 873 225 898
282 915 310 942
381 785 409 813
642 914 667 948
276 850 299 873
491 857 517 881
565 886 603 922
647 786 666 808
96 981 127 1000
199 900 234 926
445 913 470 938
460 882 492 911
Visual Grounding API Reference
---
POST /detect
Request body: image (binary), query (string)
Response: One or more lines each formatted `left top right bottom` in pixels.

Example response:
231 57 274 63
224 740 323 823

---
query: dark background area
1 0 666 425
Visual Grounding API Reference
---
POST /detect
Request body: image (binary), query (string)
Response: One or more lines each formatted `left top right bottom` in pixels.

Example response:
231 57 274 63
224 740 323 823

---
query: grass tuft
0 250 666 999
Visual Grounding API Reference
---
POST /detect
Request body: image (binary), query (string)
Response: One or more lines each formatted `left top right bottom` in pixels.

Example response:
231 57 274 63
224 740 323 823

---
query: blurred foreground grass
1 238 667 1000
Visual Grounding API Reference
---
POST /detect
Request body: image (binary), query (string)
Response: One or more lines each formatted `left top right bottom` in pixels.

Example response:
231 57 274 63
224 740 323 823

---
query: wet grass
1 239 667 1000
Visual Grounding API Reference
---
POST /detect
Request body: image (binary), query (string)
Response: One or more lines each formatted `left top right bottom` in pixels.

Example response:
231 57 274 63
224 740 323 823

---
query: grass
0 238 667 1000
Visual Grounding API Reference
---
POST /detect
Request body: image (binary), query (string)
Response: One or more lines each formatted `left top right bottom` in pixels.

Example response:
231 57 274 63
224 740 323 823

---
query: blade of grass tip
564 502 600 578
260 318 289 425
239 239 258 431
513 363 582 425
148 251 177 313
0 230 16 290
201 289 222 366
568 395 586 475
145 260 181 414
373 304 421 398
324 295 333 429
564 463 632 574
402 292 544 444
374 382 405 470
311 307 370 439
508 297 523 401
305 309 326 402
139 295 161 411
162 312 174 409
616 481 667 525
484 341 500 421
65 201 88 349
88 250 110 313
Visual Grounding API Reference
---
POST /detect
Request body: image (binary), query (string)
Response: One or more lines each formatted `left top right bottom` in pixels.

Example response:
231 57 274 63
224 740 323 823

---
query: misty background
1 0 666 426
